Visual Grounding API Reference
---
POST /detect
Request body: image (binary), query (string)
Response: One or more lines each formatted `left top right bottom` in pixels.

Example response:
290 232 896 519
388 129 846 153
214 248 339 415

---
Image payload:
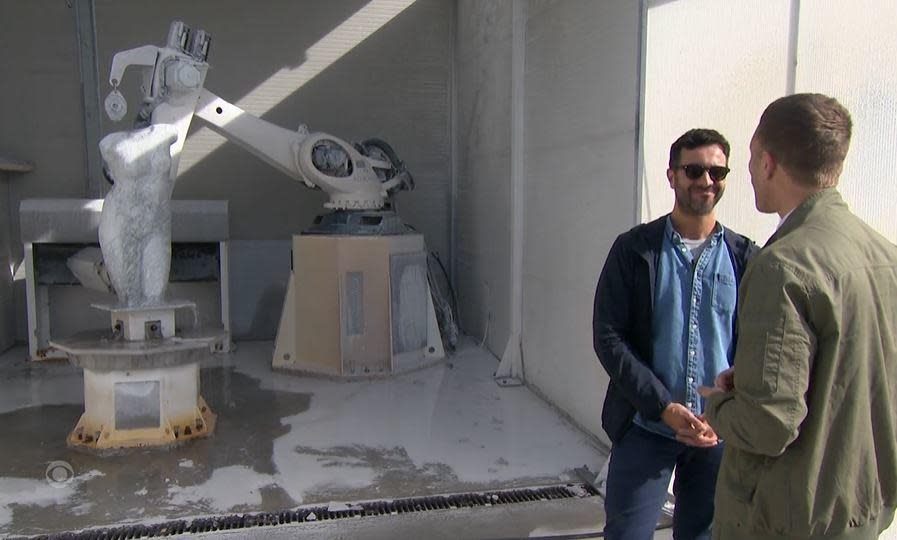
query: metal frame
635 0 648 226
24 240 232 360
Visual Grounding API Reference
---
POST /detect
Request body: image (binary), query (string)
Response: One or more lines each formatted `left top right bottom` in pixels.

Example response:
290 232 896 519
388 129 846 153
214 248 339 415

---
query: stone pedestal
51 306 221 451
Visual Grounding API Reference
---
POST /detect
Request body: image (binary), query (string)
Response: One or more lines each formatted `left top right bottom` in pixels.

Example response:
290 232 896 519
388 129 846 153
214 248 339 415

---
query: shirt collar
665 215 723 246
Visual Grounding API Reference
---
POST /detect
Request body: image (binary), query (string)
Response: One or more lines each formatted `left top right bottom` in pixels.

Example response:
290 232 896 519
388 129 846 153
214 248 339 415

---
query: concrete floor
3 340 889 539
0 338 618 538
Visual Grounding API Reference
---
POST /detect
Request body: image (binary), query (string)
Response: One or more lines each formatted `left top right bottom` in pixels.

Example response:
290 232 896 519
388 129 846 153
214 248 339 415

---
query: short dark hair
668 129 730 169
755 93 852 188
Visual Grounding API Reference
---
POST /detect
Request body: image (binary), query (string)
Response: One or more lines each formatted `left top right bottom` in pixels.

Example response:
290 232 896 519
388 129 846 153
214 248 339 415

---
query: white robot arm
104 20 413 211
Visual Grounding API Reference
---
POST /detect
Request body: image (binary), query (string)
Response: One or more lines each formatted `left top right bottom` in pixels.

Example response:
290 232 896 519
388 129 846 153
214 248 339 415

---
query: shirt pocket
739 315 783 394
712 273 736 313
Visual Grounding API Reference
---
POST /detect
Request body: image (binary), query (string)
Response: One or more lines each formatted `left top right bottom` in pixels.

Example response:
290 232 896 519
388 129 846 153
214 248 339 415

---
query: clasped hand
670 367 736 447
661 402 719 448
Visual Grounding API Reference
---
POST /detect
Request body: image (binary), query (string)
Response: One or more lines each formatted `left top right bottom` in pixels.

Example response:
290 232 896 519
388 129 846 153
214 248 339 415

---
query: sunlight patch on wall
178 0 417 176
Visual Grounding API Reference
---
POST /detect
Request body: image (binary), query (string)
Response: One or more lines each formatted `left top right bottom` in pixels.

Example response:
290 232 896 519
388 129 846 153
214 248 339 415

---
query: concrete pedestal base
52 329 221 451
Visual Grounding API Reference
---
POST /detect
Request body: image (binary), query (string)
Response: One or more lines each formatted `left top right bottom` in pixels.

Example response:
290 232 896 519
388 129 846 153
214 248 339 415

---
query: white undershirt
777 208 795 230
681 236 710 261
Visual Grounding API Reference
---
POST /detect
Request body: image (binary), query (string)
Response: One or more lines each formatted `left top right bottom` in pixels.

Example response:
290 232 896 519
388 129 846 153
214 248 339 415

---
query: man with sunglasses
593 128 757 539
700 94 897 539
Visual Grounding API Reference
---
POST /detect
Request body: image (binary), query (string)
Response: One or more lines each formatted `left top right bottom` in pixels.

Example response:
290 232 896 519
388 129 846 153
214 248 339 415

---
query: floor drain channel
17 483 599 539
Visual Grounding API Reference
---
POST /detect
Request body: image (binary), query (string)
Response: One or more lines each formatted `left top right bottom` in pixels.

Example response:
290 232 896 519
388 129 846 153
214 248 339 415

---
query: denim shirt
634 217 736 439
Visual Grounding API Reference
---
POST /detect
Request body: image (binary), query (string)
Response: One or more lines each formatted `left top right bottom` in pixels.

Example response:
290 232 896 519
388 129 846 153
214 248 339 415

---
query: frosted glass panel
643 0 790 244
795 1 897 243
642 3 897 536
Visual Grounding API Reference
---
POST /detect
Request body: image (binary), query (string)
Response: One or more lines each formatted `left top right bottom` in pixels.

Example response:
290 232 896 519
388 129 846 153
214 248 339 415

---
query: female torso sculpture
98 124 179 307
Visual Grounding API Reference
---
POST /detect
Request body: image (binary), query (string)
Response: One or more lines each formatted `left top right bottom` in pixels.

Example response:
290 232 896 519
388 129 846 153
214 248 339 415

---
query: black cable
359 137 415 192
430 250 458 318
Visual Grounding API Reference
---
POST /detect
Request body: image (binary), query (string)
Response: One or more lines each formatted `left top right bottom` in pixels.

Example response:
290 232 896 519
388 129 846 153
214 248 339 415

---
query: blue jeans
604 425 723 540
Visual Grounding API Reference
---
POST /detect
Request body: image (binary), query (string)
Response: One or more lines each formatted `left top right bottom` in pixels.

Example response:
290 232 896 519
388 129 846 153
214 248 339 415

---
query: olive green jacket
706 189 897 538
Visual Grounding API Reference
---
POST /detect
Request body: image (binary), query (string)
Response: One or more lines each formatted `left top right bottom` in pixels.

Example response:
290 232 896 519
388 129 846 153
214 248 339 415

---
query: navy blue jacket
592 215 758 443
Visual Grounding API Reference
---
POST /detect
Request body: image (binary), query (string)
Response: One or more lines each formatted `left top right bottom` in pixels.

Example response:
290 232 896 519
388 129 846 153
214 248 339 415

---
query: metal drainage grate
19 483 599 540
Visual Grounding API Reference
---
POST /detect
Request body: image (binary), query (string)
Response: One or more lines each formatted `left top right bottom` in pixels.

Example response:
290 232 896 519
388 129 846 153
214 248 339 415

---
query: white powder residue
167 466 273 511
267 342 601 503
70 502 94 516
0 469 104 532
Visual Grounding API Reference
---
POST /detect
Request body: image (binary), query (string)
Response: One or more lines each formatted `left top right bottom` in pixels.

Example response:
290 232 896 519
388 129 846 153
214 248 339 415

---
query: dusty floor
0 339 610 537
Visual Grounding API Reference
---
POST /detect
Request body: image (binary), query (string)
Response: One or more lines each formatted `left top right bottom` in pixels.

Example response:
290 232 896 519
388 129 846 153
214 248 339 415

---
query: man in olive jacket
700 93 897 539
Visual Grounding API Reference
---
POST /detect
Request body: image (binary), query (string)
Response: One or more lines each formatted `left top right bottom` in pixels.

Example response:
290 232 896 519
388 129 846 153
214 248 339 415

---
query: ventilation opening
38 483 599 539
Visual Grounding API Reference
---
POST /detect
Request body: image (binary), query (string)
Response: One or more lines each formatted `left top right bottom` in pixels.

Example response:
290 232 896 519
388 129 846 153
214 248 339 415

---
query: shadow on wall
94 0 449 244
247 283 287 340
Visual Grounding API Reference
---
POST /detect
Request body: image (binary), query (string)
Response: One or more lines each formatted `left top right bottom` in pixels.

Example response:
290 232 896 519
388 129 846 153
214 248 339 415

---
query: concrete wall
0 0 453 342
455 0 641 443
454 1 513 355
0 1 86 349
522 1 641 444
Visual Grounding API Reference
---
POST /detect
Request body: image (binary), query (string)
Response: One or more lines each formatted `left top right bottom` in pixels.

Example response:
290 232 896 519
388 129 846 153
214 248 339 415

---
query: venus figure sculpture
98 124 179 307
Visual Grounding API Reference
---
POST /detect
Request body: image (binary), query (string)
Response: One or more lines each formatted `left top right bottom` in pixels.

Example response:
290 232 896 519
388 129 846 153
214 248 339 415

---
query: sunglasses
676 164 730 182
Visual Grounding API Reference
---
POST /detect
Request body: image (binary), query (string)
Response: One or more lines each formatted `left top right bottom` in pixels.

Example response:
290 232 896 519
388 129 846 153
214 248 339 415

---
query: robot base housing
273 233 444 378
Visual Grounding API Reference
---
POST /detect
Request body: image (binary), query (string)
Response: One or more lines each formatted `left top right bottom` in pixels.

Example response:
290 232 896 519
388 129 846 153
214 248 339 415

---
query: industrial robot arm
104 20 413 211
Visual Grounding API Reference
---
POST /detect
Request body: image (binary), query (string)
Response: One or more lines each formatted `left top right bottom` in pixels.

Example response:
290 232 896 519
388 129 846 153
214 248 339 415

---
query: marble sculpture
98 124 179 307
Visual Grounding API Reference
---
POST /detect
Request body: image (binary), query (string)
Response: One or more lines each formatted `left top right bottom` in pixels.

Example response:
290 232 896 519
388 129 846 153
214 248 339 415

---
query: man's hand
715 367 735 391
676 414 719 447
697 385 722 399
661 403 718 447
697 367 735 400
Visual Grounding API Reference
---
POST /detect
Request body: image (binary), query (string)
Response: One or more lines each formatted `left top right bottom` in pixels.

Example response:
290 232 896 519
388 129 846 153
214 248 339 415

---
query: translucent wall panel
643 0 791 244
795 1 897 243
642 3 897 533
